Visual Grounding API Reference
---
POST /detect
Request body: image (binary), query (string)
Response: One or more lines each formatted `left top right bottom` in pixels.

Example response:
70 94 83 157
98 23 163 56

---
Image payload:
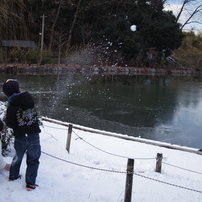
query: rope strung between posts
134 173 202 194
42 151 126 174
42 124 202 175
41 151 202 194
163 162 202 175
41 126 58 141
72 129 156 160
42 124 156 160
42 124 67 131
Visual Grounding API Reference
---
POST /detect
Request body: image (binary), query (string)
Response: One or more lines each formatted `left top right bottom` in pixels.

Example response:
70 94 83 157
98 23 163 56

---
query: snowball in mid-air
130 25 136 31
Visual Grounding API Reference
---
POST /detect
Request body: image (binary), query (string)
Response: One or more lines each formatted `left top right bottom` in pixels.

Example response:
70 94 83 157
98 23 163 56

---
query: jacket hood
8 91 34 109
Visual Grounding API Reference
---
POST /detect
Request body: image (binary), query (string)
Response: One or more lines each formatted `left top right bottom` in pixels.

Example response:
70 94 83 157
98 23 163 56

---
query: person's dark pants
9 133 41 185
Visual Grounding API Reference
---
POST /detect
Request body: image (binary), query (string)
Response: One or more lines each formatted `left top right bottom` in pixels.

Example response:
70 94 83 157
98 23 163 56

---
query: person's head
2 79 20 97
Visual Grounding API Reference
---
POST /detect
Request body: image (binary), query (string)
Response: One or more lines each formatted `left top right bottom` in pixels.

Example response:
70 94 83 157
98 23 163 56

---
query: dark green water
1 73 202 149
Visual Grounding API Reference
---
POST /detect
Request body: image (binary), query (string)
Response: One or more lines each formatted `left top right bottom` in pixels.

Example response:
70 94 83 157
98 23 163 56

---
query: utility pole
41 14 45 53
41 15 45 52
40 14 45 64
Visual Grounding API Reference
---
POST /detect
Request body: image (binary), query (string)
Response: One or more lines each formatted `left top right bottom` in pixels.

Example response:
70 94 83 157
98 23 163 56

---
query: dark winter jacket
0 120 3 131
5 91 41 137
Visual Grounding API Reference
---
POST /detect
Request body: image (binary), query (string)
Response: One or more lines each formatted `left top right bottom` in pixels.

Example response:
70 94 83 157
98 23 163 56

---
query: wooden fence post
66 124 73 153
124 158 134 202
156 153 163 173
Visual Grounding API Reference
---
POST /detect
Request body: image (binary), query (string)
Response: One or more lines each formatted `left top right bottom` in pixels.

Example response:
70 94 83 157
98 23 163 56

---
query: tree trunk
66 0 82 52
48 0 63 51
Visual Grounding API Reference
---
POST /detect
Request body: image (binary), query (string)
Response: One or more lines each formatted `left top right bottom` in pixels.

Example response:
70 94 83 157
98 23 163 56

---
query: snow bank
0 117 202 202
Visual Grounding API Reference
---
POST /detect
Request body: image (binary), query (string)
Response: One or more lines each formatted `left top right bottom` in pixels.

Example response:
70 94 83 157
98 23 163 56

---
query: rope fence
72 129 156 160
41 117 202 155
41 151 202 194
42 123 202 175
41 118 202 200
162 162 202 175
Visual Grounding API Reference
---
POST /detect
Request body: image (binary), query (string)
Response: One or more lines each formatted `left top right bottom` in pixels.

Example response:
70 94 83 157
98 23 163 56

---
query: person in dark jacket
2 79 41 190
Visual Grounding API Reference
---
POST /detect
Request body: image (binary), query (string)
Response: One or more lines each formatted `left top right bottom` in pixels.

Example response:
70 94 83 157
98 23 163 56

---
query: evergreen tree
0 0 184 67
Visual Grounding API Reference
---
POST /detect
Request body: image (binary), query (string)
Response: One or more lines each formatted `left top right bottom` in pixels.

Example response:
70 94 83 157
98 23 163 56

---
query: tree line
0 0 201 68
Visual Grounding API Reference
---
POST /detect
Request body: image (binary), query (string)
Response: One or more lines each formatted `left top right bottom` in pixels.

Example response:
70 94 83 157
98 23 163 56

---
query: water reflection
0 73 202 149
154 83 202 148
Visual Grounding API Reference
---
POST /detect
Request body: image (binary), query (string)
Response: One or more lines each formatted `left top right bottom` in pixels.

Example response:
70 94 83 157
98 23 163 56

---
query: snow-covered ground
0 117 202 202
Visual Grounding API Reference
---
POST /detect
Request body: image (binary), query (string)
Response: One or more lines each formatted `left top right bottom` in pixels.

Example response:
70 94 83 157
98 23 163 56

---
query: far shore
0 63 201 76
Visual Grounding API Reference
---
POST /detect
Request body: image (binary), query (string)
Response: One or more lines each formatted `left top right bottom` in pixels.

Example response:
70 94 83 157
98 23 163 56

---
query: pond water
0 73 202 149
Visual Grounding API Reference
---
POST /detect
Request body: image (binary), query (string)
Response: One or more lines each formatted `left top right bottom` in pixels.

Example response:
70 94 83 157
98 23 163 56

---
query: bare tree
66 0 82 52
56 26 69 64
0 0 29 40
48 0 63 51
173 0 202 30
